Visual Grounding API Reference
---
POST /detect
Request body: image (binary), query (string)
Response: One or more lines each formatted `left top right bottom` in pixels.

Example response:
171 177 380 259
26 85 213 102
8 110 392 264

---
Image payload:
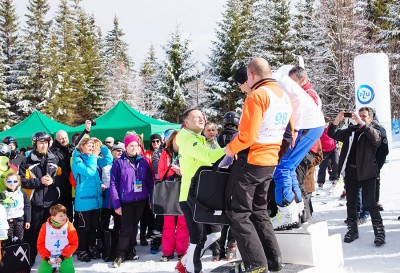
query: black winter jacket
19 151 67 208
328 121 381 181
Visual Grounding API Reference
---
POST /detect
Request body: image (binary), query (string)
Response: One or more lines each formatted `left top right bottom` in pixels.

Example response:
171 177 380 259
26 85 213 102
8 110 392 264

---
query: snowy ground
31 147 400 273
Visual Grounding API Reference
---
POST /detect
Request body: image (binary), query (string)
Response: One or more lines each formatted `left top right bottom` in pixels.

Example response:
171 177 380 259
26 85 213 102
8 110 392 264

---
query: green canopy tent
72 101 181 148
0 111 75 149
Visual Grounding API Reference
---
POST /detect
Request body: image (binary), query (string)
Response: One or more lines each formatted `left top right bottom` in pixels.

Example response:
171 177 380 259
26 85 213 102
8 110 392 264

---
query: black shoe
160 254 174 262
113 256 125 268
373 221 386 247
268 256 283 272
125 250 139 260
77 251 91 262
88 245 101 259
140 236 149 246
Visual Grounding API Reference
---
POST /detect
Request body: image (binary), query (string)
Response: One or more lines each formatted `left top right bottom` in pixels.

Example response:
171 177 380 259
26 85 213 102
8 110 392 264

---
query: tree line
0 0 399 129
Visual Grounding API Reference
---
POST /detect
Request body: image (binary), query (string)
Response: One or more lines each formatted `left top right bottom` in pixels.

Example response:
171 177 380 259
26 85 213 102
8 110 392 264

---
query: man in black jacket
19 132 67 265
328 107 385 247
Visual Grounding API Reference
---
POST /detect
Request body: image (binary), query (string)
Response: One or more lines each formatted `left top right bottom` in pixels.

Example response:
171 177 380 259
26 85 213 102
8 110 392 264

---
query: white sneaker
329 181 337 194
271 200 299 230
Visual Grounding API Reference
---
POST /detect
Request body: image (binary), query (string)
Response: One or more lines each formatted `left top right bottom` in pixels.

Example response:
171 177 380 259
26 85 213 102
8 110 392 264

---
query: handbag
152 166 183 215
188 156 231 225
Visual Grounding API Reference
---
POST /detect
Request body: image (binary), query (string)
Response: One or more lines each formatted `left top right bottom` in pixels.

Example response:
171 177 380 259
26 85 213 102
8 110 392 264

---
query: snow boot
268 256 283 272
344 218 359 243
88 245 101 259
150 234 162 254
372 220 386 247
225 239 236 261
271 200 299 230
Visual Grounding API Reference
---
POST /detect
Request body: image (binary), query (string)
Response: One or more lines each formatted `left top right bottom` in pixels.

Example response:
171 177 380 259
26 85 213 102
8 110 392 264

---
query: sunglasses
6 180 18 184
152 140 161 143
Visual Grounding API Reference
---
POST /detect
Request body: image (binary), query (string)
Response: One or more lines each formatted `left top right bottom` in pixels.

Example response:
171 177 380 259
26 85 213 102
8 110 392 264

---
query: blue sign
357 84 375 105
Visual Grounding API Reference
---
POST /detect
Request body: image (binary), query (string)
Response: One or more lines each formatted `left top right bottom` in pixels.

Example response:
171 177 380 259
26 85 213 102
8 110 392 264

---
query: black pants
139 200 155 236
225 156 281 270
317 149 339 184
23 205 50 261
116 200 146 257
180 201 221 273
98 207 121 240
74 209 101 252
345 167 382 224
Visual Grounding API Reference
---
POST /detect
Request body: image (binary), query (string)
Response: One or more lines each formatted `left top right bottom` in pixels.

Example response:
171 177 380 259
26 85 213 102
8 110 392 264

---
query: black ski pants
225 156 281 270
116 200 146 257
317 149 339 184
74 209 101 252
345 166 382 224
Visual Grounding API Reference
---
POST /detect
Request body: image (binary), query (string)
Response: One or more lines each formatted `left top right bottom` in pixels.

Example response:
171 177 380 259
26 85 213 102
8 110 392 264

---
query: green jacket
176 128 224 202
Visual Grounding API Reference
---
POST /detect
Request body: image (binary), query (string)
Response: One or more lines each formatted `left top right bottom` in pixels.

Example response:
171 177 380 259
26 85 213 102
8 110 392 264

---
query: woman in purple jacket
110 134 154 267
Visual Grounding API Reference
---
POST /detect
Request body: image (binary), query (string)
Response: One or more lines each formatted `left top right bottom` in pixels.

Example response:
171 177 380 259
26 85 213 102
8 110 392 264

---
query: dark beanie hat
150 134 162 141
233 66 247 85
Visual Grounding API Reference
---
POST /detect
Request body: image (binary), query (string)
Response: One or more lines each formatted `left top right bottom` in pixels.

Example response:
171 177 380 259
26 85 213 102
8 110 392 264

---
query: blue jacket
110 154 154 210
72 146 113 212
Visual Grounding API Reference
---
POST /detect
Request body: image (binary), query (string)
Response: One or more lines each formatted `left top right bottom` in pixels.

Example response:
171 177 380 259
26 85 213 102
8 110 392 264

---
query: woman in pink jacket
158 130 189 262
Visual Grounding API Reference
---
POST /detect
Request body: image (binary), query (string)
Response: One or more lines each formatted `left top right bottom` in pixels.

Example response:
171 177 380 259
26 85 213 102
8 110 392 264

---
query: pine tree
0 0 24 126
19 0 51 115
0 40 7 129
159 26 198 123
256 0 296 69
43 0 83 125
293 0 315 63
74 7 107 124
138 44 160 116
104 16 135 110
206 0 254 122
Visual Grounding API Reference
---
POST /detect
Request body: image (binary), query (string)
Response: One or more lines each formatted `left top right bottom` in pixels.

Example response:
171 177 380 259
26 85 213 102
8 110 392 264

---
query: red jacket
302 82 320 153
320 127 336 152
158 150 176 180
37 217 78 260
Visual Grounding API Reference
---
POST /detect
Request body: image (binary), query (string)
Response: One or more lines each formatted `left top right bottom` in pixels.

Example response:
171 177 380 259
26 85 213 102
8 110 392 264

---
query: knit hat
112 142 125 151
124 134 139 148
150 134 162 141
233 66 247 85
105 137 114 144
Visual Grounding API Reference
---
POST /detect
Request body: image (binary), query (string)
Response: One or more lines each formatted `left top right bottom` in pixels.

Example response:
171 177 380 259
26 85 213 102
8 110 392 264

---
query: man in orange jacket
224 58 293 272
37 204 78 273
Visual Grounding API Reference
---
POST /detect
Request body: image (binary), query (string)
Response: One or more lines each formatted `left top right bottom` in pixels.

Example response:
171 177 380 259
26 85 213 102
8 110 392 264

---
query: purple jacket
110 154 154 210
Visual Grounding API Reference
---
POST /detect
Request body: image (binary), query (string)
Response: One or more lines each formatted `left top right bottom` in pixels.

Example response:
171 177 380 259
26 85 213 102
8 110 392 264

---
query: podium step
210 260 312 272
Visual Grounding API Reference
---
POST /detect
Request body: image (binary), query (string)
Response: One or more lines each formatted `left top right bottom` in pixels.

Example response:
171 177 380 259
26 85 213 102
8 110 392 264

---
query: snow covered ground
30 147 400 273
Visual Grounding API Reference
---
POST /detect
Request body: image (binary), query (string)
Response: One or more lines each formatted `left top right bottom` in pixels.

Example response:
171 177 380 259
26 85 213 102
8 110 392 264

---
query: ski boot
372 220 386 247
225 239 236 261
343 218 359 243
271 200 300 230
150 234 162 254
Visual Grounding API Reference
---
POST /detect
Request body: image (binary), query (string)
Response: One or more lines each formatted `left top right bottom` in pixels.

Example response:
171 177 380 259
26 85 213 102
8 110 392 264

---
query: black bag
0 239 31 273
152 169 183 215
188 156 231 225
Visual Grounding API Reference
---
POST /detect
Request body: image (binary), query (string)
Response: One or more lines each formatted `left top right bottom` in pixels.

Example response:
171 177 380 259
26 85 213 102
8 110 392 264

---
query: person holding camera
50 120 93 220
72 137 112 262
328 108 385 246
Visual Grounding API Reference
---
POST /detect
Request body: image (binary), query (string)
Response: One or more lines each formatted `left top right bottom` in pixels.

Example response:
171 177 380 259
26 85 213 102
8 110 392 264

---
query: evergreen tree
0 0 24 125
0 40 7 129
206 0 254 121
104 16 135 110
293 0 315 63
159 26 198 123
138 44 160 116
43 0 83 125
19 0 51 115
256 0 296 69
74 7 107 124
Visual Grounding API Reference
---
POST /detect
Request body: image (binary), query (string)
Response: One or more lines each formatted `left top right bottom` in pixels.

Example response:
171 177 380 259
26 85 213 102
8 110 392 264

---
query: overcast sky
15 0 226 69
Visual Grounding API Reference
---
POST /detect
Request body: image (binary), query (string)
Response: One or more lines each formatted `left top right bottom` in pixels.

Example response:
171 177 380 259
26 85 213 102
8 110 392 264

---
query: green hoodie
176 128 225 202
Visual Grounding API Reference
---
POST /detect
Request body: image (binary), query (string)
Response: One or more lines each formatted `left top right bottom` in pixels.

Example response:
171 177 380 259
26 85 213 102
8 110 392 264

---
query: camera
343 112 352 118
91 119 97 126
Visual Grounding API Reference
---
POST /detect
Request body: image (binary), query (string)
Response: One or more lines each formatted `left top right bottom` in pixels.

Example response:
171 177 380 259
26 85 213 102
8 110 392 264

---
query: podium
275 221 344 268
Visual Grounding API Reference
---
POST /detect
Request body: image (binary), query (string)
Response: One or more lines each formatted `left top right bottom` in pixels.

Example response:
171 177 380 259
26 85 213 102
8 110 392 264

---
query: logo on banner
357 84 375 105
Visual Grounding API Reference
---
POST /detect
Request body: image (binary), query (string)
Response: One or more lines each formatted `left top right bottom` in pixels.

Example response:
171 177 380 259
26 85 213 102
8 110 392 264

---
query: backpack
374 124 389 170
